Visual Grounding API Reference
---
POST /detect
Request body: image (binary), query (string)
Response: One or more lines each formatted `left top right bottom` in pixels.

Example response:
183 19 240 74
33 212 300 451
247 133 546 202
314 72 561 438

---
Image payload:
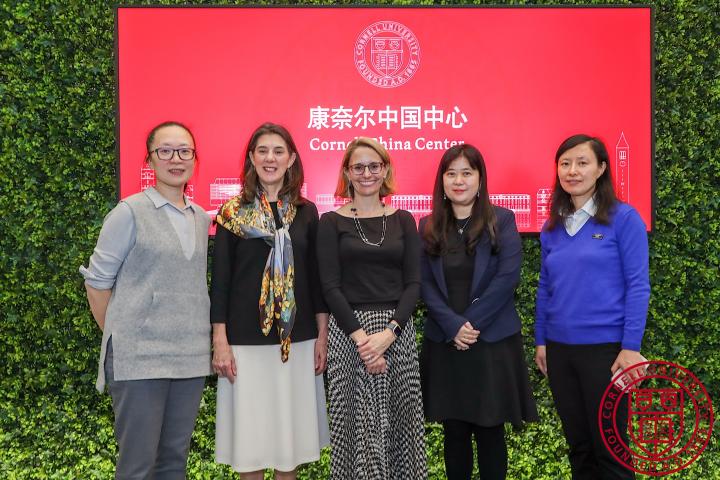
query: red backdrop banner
117 7 653 232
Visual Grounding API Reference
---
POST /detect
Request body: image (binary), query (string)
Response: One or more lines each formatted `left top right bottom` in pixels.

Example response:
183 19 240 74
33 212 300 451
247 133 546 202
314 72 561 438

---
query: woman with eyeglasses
317 137 426 479
80 121 212 479
210 123 329 480
419 144 537 480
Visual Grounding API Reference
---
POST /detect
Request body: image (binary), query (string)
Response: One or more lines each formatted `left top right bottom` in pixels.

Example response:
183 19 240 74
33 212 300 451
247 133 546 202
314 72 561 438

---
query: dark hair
422 144 498 256
145 121 196 163
334 137 396 199
545 134 617 231
240 123 305 205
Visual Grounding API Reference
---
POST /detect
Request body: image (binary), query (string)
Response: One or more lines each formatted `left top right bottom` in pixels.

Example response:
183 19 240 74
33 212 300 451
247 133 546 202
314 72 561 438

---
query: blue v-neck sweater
535 203 650 351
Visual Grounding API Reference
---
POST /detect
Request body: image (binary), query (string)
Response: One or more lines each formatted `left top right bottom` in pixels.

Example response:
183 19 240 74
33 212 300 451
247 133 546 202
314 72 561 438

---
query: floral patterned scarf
216 192 297 362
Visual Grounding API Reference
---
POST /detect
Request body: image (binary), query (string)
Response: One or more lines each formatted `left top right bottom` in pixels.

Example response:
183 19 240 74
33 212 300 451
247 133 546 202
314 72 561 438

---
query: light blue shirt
80 187 200 289
564 197 597 236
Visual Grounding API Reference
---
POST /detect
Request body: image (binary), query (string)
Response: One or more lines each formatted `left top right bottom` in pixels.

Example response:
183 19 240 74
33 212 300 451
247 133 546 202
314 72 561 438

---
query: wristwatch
386 321 402 338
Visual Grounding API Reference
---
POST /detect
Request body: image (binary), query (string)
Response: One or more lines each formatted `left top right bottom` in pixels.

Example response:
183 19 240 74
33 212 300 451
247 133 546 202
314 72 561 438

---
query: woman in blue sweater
535 134 650 479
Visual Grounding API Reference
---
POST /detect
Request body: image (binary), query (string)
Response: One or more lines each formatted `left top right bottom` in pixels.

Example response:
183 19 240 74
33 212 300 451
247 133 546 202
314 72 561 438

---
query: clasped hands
352 328 396 375
454 321 479 350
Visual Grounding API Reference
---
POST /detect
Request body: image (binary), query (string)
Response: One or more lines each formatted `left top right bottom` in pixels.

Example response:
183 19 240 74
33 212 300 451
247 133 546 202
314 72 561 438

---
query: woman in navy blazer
419 144 537 480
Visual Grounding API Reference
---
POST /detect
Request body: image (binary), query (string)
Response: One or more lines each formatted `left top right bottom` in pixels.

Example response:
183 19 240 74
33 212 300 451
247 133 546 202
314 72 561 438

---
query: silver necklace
456 217 471 235
351 205 387 247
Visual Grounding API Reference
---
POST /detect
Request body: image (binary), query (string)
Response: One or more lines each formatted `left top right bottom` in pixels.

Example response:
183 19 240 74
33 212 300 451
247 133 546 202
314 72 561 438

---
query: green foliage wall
1 0 717 478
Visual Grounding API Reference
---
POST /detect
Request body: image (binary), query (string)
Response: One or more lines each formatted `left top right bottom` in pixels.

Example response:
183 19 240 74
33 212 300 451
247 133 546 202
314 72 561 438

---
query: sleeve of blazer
463 209 522 332
419 217 467 342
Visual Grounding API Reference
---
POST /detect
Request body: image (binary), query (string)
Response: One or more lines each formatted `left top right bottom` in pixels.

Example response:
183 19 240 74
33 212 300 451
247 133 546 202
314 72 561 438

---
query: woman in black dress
317 137 426 479
419 144 537 480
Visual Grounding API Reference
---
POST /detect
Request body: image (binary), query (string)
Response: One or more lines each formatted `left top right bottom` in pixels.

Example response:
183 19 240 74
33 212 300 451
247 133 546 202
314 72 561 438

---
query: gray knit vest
95 190 212 391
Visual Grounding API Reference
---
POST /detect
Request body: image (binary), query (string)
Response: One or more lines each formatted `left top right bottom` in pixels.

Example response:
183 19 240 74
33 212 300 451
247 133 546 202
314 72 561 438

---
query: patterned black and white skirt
326 309 427 480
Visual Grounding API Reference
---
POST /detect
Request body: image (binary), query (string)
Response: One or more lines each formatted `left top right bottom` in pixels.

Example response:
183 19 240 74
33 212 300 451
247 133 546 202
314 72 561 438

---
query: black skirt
420 332 538 427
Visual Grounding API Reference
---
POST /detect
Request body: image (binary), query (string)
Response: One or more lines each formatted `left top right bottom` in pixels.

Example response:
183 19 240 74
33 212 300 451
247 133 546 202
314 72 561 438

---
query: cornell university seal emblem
354 21 421 89
599 360 714 476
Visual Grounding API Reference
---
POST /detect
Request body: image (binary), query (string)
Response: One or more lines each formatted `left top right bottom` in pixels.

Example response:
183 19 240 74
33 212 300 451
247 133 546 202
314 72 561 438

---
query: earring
477 190 480 198
443 193 447 201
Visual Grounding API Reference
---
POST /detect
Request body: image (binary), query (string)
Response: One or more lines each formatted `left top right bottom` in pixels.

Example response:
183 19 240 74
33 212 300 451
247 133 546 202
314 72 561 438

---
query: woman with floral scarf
210 123 330 479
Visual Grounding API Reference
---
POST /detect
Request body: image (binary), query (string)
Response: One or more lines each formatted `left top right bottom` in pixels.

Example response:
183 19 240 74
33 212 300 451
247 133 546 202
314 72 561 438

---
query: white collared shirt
564 197 597 236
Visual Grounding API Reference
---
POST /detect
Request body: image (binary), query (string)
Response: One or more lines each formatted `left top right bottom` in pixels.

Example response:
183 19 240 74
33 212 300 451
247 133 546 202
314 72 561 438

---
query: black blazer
419 206 523 343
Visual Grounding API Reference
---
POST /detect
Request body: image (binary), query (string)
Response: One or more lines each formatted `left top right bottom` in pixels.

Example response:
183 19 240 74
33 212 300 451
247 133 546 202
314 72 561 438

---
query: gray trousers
105 339 205 480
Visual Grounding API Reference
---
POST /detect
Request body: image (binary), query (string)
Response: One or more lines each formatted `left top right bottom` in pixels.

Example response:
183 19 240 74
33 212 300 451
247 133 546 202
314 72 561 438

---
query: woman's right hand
213 341 237 384
453 321 480 350
535 345 547 377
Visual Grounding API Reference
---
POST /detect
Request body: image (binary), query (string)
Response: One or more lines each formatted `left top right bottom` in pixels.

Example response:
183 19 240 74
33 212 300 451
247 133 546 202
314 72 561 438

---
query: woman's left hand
314 332 328 375
357 329 395 366
611 349 647 383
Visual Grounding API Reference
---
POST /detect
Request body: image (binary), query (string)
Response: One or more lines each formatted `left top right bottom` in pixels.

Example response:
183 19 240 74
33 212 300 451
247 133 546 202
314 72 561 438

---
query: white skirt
215 339 330 472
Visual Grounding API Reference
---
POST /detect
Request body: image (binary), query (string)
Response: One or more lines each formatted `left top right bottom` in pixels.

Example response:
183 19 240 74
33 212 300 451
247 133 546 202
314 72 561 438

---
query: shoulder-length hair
240 122 305 205
422 144 498 256
545 134 617 231
334 137 396 199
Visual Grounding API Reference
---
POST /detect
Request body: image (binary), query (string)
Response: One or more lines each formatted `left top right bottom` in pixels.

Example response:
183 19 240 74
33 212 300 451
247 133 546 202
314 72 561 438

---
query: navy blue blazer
419 206 523 343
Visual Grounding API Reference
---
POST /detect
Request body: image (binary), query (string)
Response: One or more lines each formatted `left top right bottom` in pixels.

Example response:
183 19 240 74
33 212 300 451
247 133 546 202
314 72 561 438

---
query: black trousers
442 419 507 480
546 341 635 480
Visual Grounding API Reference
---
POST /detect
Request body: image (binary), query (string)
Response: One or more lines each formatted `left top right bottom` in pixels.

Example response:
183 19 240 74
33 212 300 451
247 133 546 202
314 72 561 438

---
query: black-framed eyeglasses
348 162 384 175
151 147 196 161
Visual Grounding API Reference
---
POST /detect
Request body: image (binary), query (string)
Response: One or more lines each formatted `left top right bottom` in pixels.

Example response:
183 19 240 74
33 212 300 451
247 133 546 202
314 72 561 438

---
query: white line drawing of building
184 184 194 201
489 194 531 228
315 193 351 216
615 131 629 202
301 183 308 198
314 192 532 226
536 188 552 230
389 194 433 223
210 178 241 208
140 165 155 191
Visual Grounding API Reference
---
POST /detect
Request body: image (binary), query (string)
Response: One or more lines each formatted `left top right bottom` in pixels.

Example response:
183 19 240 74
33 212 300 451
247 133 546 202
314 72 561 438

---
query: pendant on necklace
456 217 471 235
